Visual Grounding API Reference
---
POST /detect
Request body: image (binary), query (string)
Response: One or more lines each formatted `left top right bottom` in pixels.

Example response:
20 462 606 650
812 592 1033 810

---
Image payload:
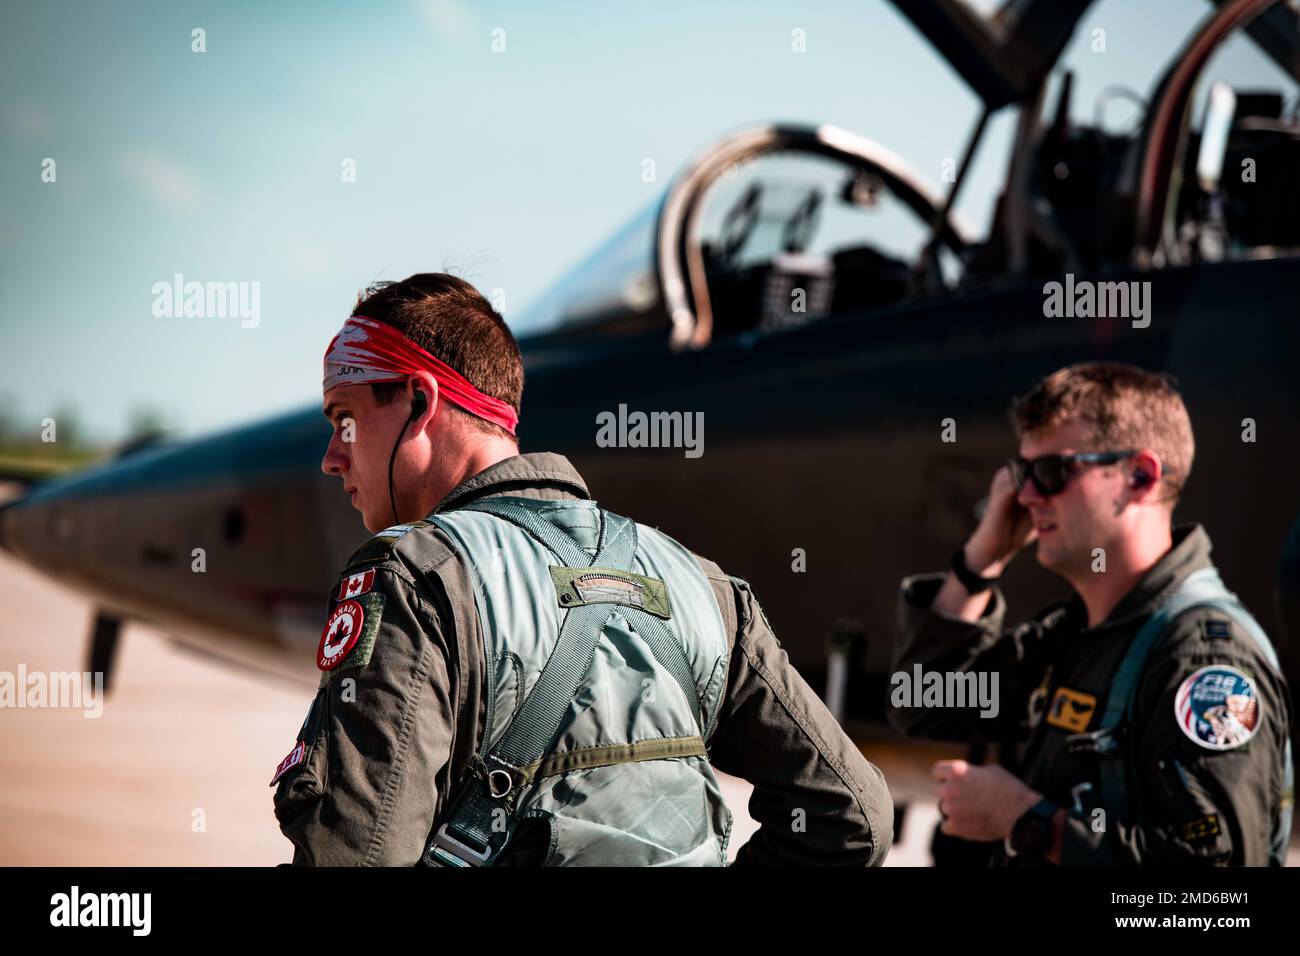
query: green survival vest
421 496 732 866
1070 566 1295 865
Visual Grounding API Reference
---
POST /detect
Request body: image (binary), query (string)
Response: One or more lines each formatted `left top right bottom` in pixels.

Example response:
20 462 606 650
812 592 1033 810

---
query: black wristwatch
1006 799 1060 860
950 546 999 594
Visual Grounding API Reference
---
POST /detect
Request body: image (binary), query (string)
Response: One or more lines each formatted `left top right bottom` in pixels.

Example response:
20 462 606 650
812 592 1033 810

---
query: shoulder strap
1101 569 1235 734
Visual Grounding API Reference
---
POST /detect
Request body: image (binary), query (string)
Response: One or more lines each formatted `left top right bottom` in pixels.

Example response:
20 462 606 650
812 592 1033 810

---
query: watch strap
951 546 999 594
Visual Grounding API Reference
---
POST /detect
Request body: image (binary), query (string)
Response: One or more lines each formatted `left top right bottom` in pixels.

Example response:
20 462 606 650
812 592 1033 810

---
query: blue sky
1 0 1290 442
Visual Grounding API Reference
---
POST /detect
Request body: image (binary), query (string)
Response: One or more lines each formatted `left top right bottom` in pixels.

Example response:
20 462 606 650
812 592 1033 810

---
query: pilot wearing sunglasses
889 361 1292 866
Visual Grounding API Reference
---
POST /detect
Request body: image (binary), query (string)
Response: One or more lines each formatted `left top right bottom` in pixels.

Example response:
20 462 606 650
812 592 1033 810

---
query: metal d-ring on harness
1065 567 1295 865
423 498 705 867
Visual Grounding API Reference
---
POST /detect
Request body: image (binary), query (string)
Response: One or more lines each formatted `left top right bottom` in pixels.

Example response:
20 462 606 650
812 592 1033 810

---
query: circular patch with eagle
1174 664 1260 750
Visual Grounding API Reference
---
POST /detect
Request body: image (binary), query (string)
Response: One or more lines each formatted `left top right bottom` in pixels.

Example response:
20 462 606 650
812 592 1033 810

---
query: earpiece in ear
1133 470 1151 488
410 390 428 418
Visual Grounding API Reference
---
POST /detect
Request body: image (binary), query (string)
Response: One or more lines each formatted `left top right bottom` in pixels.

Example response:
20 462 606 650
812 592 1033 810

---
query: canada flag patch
1175 664 1261 751
318 599 365 670
270 740 306 786
337 569 376 600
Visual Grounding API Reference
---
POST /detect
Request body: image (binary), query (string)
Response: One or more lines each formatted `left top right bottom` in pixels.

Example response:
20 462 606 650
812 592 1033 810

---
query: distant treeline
0 402 171 475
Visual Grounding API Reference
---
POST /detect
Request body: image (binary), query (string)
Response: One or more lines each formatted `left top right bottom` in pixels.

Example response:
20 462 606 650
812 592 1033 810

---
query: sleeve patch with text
1175 665 1260 750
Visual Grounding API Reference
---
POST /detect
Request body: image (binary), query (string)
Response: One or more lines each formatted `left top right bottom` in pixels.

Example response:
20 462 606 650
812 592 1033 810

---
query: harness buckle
425 823 493 868
1066 726 1122 756
1070 781 1094 813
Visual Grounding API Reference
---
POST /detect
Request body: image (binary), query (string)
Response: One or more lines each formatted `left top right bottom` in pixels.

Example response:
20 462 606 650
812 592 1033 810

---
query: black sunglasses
1007 450 1138 497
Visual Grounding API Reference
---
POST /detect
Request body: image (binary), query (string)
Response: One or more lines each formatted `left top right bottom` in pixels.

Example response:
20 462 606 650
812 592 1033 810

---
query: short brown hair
353 274 523 442
1010 362 1194 500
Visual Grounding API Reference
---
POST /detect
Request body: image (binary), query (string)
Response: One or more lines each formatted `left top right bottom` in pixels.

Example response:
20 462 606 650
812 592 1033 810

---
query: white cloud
119 149 203 212
416 0 473 39
8 103 53 141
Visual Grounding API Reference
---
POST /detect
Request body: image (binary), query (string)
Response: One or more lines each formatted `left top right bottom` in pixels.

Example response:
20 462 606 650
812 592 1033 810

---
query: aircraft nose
0 484 86 572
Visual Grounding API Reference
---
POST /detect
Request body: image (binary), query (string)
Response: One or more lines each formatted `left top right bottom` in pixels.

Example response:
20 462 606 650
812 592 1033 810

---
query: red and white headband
323 315 518 436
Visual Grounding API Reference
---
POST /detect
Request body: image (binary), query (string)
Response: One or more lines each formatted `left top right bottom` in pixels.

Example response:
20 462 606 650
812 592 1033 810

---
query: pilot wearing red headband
271 273 893 868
